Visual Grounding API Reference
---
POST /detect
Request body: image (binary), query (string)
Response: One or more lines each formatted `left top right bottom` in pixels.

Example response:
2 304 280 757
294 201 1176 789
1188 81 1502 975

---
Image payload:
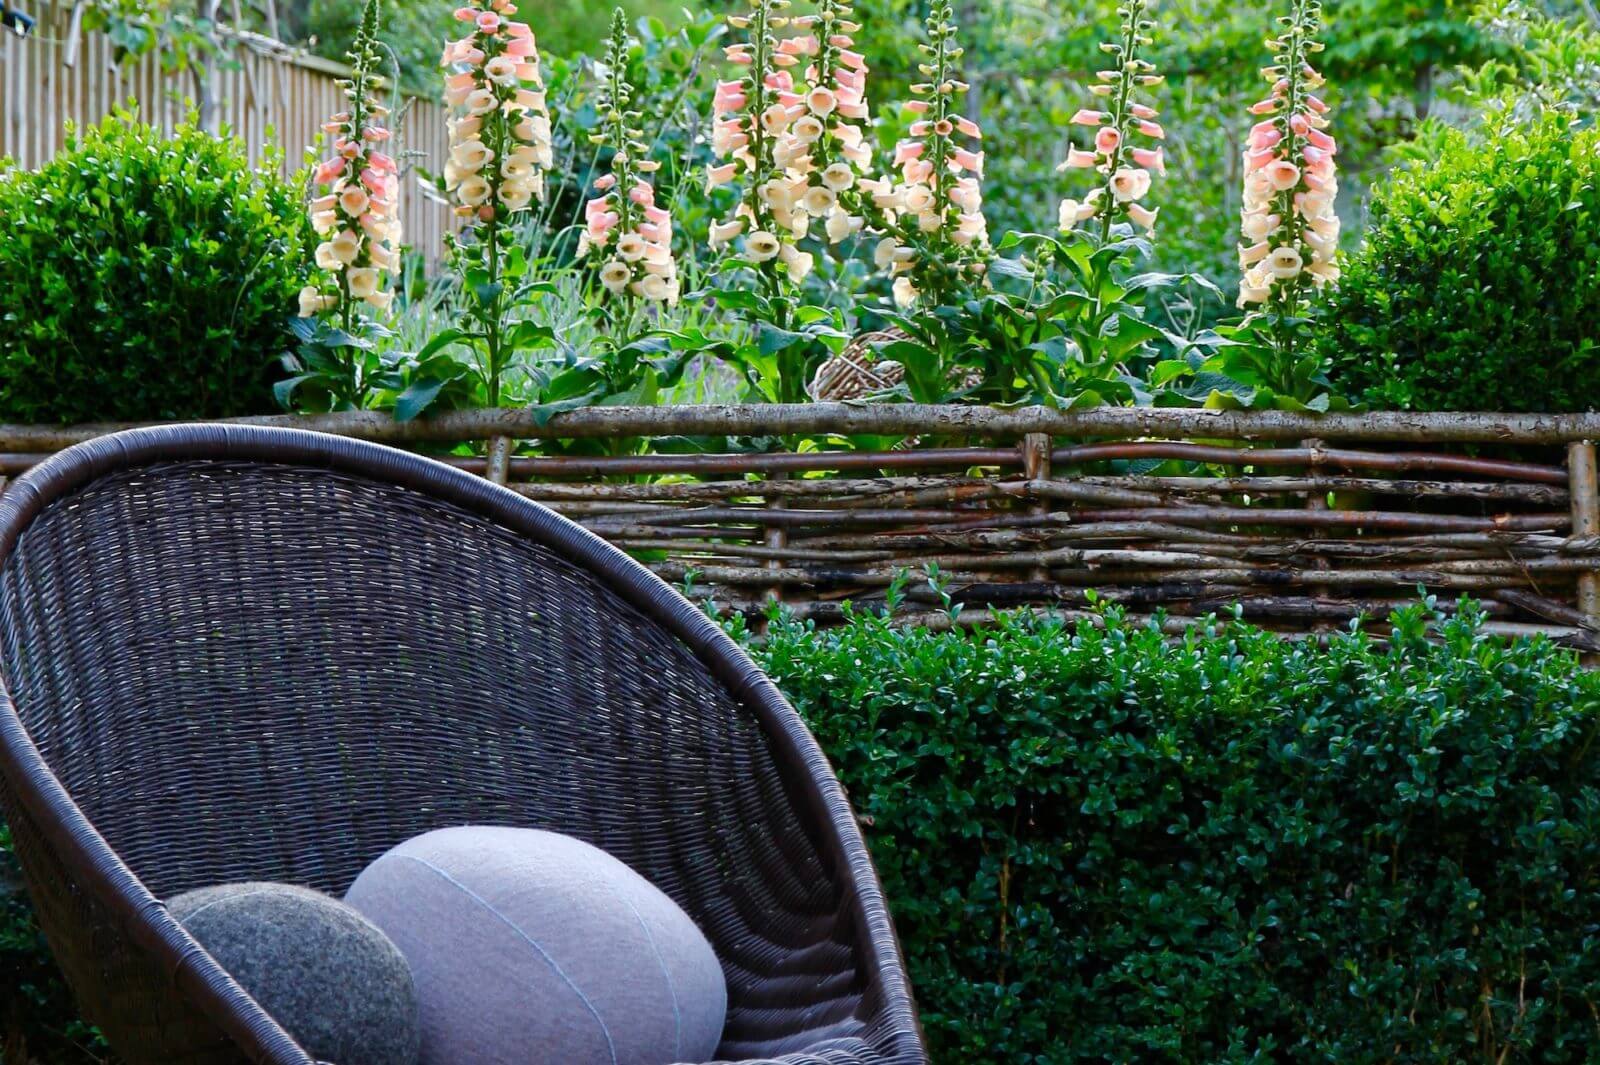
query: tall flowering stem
1237 0 1340 361
302 0 399 328
787 0 876 249
880 1 988 308
580 10 679 323
441 0 553 406
1059 0 1165 240
710 0 815 292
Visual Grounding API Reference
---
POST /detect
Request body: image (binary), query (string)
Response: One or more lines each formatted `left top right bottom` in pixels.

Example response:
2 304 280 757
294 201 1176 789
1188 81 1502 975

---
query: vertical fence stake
1568 441 1600 662
1021 433 1052 584
764 472 789 605
484 436 512 486
1304 438 1333 633
752 472 789 634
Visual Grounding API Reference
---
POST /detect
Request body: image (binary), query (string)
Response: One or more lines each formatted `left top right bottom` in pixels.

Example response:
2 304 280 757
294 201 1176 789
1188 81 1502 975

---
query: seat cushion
169 882 420 1065
345 826 727 1065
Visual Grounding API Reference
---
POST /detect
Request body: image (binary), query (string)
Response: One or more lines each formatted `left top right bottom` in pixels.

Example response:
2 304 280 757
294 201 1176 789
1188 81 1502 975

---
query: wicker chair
0 425 926 1065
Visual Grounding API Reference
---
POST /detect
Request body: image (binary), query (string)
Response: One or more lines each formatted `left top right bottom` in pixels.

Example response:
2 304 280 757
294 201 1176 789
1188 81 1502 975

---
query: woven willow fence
2 405 1599 650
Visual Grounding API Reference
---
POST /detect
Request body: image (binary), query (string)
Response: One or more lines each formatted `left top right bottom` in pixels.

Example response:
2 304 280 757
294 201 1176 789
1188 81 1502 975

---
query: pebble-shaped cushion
345 826 727 1065
169 882 420 1065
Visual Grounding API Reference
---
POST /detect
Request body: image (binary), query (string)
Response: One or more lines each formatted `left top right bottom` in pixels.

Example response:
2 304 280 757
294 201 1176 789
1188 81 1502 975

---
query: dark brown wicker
0 425 927 1065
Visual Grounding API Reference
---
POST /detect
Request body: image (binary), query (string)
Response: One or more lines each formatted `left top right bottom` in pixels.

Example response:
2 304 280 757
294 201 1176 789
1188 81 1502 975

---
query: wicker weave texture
0 426 926 1065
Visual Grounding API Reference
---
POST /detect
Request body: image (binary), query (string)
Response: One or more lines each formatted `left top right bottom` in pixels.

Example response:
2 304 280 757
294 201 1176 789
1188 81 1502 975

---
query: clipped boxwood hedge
752 601 1600 1063
6 603 1600 1062
0 109 306 425
1319 113 1600 412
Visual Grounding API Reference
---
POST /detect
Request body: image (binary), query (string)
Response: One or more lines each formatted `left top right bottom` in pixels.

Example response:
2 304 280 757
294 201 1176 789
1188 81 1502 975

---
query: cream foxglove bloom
581 12 680 306
299 0 399 320
1236 0 1340 311
442 0 553 222
881 1 990 305
711 0 870 278
1058 0 1163 236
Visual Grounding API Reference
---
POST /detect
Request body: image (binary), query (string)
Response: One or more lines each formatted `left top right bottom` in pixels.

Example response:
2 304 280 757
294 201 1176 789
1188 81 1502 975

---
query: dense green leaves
0 821 99 1060
1319 112 1600 412
751 601 1600 1063
0 110 307 424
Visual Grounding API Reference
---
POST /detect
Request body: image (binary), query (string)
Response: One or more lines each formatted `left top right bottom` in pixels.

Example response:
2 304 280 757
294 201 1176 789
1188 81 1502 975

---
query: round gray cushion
344 826 727 1065
169 882 420 1065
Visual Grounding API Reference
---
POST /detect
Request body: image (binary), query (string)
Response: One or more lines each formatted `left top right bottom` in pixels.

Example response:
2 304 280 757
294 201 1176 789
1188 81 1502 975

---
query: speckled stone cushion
344 826 728 1065
169 882 420 1065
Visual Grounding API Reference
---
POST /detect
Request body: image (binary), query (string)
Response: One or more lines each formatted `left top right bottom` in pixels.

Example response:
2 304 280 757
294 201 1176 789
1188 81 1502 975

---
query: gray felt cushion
344 826 727 1065
169 882 420 1065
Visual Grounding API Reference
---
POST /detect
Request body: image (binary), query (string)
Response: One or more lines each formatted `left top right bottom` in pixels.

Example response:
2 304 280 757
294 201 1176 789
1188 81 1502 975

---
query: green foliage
0 822 102 1062
751 600 1600 1063
0 110 307 424
881 230 1218 408
299 0 687 95
1453 1 1600 127
81 0 223 71
1319 112 1600 412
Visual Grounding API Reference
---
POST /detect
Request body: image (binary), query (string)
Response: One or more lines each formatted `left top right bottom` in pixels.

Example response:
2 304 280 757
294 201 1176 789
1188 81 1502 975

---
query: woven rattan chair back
0 426 925 1065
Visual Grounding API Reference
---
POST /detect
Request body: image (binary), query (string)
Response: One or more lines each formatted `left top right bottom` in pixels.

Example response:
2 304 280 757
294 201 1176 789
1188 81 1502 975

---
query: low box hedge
5 601 1600 1062
749 599 1600 1064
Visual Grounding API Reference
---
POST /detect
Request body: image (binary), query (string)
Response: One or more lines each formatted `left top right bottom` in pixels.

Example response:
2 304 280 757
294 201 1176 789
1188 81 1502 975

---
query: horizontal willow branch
4 405 1600 452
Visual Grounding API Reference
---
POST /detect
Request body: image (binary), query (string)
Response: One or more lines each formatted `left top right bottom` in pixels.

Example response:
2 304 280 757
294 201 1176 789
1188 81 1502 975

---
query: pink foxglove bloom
783 0 878 250
877 0 990 307
1238 0 1340 309
301 0 399 320
1057 0 1163 237
710 0 821 282
581 12 680 306
441 0 552 222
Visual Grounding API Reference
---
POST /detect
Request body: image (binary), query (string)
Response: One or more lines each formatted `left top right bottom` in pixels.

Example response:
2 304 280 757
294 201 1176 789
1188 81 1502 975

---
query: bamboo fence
0 404 1596 650
0 0 452 261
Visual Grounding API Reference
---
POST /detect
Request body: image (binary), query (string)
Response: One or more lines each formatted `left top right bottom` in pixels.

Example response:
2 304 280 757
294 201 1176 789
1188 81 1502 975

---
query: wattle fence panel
0 0 451 260
0 405 1595 652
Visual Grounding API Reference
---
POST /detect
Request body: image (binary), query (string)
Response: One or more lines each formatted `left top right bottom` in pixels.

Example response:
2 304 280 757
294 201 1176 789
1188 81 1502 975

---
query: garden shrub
7 604 1600 1063
0 110 307 424
752 601 1600 1064
0 821 97 1061
1319 113 1600 412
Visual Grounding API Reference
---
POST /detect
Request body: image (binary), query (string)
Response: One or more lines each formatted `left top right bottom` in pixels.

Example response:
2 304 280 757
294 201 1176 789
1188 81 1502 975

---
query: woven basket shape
0 426 926 1065
810 329 988 404
809 329 909 402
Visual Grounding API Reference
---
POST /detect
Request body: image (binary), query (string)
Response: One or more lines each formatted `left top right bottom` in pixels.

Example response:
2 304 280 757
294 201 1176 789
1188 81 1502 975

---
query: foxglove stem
582 10 680 316
1060 0 1163 243
788 0 877 251
712 0 816 290
878 0 989 308
1237 0 1340 372
441 0 554 406
301 0 399 331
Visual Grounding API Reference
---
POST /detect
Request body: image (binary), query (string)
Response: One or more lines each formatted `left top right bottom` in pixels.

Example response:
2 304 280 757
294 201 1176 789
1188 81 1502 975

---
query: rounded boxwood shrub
0 109 308 424
752 601 1600 1064
1319 113 1600 412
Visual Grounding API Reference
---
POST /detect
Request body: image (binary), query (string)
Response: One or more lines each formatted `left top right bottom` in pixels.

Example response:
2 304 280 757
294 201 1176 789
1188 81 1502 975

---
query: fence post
1304 438 1333 636
1021 433 1052 585
764 473 789 612
484 436 512 486
1568 442 1600 651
